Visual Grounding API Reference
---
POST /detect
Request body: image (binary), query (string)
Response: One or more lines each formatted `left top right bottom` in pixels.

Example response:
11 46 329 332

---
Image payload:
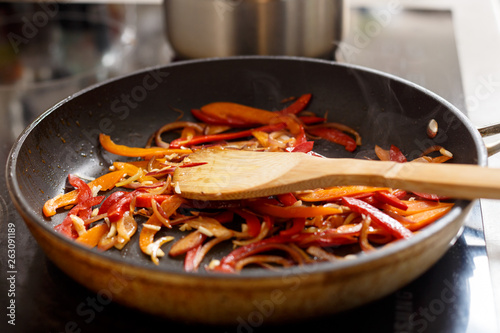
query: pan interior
8 57 483 277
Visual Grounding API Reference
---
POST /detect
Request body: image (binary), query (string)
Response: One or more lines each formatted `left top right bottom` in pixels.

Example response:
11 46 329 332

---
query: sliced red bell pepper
54 175 105 238
98 191 128 215
106 192 135 222
184 244 203 272
298 116 326 125
276 193 298 206
278 93 312 115
286 141 314 153
341 196 413 239
232 208 261 238
279 218 306 236
412 192 450 201
54 195 104 238
215 235 294 272
389 145 407 163
168 123 286 148
373 190 408 211
250 202 342 218
307 127 357 152
191 109 259 128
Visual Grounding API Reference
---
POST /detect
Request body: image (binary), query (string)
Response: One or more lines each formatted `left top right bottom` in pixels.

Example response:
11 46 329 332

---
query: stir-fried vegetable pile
43 93 454 272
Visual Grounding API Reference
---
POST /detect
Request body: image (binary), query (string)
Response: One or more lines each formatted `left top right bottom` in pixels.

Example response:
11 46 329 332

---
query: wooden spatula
173 148 500 201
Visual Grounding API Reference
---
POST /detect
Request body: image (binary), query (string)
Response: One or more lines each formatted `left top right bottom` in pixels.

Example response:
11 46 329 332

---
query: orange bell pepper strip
404 206 453 231
139 214 163 254
381 200 454 217
297 186 390 202
43 169 127 217
386 205 453 231
99 133 192 157
200 102 277 125
75 223 110 248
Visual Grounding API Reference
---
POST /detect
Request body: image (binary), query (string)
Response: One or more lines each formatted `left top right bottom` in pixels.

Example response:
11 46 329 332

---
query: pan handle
478 123 500 156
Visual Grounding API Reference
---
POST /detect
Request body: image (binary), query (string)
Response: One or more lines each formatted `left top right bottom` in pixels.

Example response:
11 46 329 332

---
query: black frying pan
6 56 487 324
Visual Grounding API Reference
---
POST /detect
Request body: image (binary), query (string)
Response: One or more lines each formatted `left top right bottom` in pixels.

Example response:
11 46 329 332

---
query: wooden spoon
173 148 500 201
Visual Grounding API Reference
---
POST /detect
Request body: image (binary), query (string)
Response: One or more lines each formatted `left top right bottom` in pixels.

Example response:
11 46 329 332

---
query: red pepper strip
307 127 357 152
134 194 171 207
184 244 203 272
298 116 326 125
69 174 92 201
54 196 105 238
278 93 312 115
412 192 450 201
280 218 306 236
215 235 293 273
213 211 234 224
277 193 298 206
232 209 261 238
341 196 413 239
286 141 314 153
374 190 408 211
98 191 128 215
169 123 286 148
54 175 100 238
191 109 259 128
389 145 407 163
250 202 342 218
43 169 127 217
106 192 171 222
99 133 192 157
106 192 135 223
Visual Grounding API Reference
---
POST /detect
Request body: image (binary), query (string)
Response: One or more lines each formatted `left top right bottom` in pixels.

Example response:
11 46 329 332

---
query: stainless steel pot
163 0 347 59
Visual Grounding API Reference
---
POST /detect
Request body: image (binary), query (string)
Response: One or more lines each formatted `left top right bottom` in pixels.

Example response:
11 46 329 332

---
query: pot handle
478 123 500 156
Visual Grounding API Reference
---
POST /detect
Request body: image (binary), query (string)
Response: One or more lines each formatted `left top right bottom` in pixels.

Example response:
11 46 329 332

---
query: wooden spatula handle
304 157 500 200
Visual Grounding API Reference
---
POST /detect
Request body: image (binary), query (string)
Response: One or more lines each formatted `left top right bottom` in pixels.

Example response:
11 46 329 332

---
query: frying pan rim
5 55 486 279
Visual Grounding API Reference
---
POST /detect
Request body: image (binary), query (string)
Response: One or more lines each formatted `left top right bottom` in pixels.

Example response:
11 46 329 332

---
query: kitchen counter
1 1 499 332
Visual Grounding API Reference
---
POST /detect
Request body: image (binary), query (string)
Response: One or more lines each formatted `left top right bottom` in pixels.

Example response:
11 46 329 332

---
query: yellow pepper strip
43 170 127 217
99 133 192 157
296 186 390 202
75 223 110 248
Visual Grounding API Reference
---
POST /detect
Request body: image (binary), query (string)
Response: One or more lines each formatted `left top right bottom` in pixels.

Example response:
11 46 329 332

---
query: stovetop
0 3 498 332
